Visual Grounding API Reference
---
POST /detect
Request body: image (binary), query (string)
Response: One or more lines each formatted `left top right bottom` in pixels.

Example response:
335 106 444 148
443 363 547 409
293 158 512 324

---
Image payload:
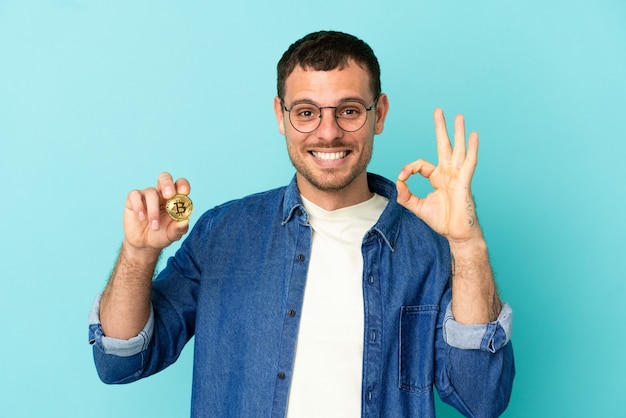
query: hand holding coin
123 173 192 251
165 194 194 222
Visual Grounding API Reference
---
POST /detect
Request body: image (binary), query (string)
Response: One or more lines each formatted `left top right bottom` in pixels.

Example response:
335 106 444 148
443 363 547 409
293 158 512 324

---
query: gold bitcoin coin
165 194 193 222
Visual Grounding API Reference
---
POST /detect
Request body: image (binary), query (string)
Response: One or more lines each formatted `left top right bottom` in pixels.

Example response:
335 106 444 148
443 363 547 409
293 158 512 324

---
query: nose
315 107 343 141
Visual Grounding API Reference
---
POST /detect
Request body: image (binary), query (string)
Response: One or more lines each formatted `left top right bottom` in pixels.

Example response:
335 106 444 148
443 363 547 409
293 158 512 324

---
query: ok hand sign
396 108 483 245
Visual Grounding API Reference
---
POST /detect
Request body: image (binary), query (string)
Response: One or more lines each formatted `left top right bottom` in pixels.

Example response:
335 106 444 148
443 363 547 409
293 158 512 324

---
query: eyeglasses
281 98 378 133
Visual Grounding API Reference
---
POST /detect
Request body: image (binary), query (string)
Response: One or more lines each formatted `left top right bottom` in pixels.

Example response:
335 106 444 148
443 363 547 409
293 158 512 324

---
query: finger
167 220 190 242
434 108 452 164
451 114 467 168
397 159 436 182
395 179 413 205
126 189 148 221
174 177 191 195
395 179 423 215
143 188 162 231
157 172 176 199
464 131 479 177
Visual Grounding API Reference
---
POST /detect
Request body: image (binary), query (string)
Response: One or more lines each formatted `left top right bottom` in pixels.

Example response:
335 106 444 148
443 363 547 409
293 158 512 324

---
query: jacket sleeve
443 303 513 353
435 297 516 418
88 213 208 384
89 251 200 384
88 293 155 384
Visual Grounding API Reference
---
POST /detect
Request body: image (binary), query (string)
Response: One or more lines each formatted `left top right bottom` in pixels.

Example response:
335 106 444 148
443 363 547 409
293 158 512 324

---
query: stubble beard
286 141 373 193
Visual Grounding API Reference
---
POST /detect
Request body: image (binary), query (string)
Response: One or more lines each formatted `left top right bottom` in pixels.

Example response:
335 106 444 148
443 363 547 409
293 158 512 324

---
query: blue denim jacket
89 173 514 418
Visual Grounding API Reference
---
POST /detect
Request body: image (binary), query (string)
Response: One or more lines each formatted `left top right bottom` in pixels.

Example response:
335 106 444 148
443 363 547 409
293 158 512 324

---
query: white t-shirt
286 193 388 417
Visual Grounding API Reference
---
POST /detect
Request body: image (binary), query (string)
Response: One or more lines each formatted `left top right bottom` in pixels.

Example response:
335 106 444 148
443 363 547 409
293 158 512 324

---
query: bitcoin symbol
165 194 193 221
174 201 187 214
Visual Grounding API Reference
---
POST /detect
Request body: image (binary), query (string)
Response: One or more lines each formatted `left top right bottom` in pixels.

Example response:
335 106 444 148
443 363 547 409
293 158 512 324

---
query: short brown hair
277 31 381 100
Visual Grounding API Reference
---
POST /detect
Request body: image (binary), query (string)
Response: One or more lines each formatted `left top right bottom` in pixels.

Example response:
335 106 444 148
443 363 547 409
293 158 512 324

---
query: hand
123 172 191 251
396 108 483 244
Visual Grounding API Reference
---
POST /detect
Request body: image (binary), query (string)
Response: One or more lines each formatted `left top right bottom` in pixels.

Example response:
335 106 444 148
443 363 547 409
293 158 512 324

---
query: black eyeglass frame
280 96 380 134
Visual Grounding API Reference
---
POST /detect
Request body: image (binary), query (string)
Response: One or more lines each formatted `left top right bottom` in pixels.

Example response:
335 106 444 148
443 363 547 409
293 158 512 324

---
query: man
89 30 514 417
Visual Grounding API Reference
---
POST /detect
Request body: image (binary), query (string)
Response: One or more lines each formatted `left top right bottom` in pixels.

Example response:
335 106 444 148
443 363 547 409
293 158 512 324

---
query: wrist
121 239 162 264
448 235 487 256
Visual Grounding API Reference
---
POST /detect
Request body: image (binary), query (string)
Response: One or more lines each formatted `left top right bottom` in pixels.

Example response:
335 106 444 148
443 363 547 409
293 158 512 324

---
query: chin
302 170 364 193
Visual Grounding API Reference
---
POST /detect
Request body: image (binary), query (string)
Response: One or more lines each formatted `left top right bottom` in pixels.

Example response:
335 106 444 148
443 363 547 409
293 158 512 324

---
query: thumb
396 179 422 215
166 220 190 243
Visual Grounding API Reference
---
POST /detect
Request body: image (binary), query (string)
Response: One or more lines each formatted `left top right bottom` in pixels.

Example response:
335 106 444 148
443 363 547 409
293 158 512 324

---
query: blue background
1 1 625 417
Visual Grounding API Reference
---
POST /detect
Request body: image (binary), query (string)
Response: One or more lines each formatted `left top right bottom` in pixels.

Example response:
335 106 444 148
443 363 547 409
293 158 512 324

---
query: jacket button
288 309 296 317
277 371 286 379
297 254 305 261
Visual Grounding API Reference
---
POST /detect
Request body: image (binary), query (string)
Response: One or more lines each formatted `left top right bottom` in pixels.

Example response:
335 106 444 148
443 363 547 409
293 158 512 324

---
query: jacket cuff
88 293 154 357
442 302 513 353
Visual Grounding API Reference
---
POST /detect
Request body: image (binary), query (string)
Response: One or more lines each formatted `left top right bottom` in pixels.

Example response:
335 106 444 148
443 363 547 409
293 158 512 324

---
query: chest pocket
399 305 439 393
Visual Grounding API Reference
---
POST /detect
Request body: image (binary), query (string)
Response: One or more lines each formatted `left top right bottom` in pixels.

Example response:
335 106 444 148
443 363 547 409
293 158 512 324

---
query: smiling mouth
311 151 349 161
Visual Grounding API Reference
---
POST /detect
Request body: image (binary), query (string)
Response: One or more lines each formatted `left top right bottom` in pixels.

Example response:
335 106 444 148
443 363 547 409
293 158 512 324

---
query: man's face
274 61 388 201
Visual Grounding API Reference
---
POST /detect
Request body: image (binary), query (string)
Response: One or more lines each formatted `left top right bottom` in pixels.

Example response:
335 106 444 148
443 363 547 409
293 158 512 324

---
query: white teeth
312 151 347 161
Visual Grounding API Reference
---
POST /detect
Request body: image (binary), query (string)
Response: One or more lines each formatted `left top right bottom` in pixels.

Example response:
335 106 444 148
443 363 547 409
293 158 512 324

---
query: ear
373 93 389 135
273 96 286 135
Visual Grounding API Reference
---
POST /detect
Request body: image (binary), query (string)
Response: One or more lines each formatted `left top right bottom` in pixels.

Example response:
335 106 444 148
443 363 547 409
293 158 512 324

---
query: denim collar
281 172 402 251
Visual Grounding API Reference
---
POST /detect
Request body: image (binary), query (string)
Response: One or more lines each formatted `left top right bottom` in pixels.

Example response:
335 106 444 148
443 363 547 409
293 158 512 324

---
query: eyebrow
287 96 371 107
